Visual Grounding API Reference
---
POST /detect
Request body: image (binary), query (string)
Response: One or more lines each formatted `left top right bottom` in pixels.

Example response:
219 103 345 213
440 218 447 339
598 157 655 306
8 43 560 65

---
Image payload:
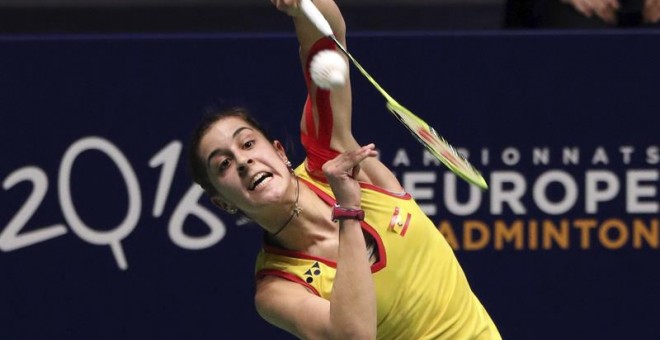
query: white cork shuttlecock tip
310 50 347 90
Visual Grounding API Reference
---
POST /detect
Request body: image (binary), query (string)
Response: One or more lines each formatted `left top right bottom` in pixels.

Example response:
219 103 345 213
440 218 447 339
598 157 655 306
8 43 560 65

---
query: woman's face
199 116 291 215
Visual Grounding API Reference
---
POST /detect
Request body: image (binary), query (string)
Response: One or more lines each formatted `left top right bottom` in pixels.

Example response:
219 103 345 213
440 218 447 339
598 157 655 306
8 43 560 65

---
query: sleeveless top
255 165 501 339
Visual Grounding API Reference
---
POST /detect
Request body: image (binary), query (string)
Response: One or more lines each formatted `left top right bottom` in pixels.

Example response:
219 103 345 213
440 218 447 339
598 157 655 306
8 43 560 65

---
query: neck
268 180 337 250
270 175 302 237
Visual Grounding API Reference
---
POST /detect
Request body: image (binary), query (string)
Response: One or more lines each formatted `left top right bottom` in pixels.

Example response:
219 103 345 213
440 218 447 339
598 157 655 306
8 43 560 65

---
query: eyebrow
205 126 254 169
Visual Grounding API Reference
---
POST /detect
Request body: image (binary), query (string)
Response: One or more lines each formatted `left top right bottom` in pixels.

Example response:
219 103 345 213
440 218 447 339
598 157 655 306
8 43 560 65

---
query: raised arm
272 0 353 149
273 0 403 192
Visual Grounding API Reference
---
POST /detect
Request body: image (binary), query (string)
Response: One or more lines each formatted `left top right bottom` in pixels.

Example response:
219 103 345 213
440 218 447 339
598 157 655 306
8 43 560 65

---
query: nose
236 157 254 175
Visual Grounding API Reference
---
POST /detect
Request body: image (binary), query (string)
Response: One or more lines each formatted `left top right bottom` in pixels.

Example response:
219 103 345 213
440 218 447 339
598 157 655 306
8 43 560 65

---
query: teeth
250 172 271 190
254 176 272 190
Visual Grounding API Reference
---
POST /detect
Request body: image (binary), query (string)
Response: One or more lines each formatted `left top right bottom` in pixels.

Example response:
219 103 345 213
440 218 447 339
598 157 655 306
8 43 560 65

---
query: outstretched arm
274 0 402 192
273 0 353 151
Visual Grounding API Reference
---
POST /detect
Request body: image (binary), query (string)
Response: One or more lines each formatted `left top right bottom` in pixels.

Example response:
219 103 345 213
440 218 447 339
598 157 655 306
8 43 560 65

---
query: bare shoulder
255 275 332 339
359 158 404 193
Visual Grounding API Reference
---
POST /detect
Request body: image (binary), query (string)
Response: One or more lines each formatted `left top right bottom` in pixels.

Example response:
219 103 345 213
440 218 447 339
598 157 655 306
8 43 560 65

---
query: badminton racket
300 0 488 189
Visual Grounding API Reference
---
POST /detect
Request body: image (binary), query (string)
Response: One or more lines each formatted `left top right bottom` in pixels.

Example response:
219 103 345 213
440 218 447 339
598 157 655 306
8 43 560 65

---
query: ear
273 140 288 162
210 196 237 214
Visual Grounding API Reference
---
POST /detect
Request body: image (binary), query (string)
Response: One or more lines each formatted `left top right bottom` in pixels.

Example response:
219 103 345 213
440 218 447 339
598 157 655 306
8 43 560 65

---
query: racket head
386 101 488 190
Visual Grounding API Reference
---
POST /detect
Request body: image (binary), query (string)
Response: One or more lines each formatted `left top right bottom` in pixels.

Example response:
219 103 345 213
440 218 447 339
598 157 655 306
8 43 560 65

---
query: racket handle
299 0 334 37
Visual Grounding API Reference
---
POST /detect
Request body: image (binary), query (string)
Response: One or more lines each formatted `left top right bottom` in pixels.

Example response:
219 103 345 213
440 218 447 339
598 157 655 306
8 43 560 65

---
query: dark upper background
0 0 505 33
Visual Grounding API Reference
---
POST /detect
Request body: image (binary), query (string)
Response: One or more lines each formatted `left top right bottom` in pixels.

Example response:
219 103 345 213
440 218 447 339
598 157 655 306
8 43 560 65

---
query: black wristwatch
331 204 365 222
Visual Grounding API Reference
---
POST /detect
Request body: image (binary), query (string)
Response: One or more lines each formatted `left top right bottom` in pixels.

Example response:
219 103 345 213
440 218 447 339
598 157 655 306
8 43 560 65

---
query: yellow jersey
255 165 501 339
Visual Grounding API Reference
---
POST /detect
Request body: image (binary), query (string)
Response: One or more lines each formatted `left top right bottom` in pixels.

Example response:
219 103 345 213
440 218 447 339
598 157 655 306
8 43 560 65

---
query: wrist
331 204 365 222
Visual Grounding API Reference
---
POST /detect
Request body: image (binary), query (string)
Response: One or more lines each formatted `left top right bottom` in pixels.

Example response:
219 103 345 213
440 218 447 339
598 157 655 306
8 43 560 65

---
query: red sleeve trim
359 182 412 200
361 220 387 273
300 175 412 201
262 244 338 269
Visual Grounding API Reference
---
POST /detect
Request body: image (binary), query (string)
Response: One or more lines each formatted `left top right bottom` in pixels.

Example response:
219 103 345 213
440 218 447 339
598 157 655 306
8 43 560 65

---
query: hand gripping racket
299 0 488 189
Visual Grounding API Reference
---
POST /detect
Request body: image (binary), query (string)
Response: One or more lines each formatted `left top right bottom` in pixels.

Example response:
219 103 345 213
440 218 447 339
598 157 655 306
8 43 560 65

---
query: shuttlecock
310 50 347 89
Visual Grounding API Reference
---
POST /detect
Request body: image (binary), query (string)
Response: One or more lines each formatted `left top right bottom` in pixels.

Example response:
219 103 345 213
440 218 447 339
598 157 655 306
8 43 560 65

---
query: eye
218 158 231 171
243 140 255 149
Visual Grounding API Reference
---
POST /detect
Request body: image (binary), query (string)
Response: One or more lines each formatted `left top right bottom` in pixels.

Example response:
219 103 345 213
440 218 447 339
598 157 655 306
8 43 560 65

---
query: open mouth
249 172 273 191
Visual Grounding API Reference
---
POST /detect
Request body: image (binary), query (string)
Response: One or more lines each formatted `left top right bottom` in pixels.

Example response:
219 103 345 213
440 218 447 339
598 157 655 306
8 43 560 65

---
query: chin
251 177 288 204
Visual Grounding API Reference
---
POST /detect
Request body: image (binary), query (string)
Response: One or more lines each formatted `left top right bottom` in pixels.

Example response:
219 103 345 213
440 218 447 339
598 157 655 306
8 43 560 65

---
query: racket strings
329 35 488 190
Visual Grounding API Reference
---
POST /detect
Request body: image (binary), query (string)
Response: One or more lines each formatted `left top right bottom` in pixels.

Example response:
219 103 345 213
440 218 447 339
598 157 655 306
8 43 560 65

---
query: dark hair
187 106 274 197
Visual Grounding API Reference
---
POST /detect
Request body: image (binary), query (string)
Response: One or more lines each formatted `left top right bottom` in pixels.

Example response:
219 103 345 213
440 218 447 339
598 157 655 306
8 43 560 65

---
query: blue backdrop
1 30 659 339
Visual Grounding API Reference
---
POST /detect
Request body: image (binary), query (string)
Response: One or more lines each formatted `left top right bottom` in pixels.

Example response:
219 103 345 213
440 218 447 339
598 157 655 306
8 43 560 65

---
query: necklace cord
272 176 301 236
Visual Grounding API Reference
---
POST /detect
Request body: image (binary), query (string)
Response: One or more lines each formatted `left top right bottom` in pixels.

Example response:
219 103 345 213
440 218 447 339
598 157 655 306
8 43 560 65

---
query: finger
595 6 617 23
324 144 376 178
572 0 595 18
342 144 373 161
595 0 619 12
272 0 299 15
582 0 617 23
359 143 377 155
351 163 361 179
603 0 620 10
351 144 378 164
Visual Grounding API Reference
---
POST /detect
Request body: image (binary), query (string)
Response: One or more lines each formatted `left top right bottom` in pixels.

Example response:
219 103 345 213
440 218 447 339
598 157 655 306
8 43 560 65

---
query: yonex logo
304 262 321 283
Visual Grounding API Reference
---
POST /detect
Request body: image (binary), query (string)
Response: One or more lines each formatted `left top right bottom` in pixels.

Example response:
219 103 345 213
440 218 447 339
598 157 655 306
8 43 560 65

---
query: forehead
198 116 259 155
208 116 251 137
